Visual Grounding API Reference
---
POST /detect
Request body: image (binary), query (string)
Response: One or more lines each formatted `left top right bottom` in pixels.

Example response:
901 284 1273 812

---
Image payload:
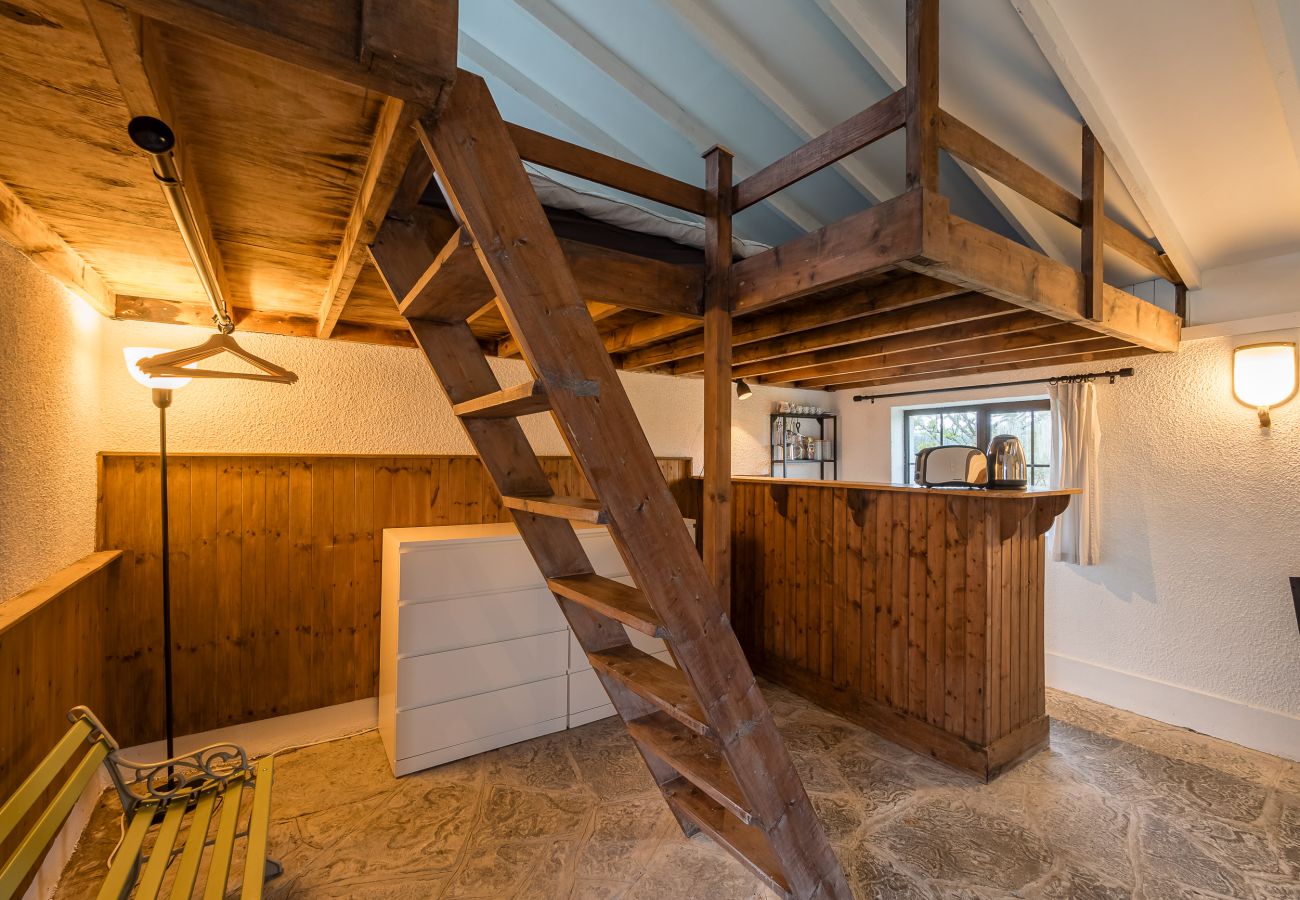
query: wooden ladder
368 73 850 900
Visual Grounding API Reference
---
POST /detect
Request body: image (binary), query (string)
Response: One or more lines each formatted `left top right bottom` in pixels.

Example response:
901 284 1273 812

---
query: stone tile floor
55 685 1299 899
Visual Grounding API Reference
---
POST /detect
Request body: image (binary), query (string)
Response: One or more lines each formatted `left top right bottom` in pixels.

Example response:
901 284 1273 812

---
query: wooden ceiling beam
317 98 425 338
789 333 1128 389
600 314 702 356
498 302 622 359
666 293 1016 377
617 272 960 371
753 312 1062 383
85 0 235 325
0 180 114 316
113 0 458 105
114 295 416 346
831 345 1154 393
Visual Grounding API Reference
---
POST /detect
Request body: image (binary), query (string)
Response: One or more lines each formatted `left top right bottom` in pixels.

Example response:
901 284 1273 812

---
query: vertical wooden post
1081 126 1105 321
1174 282 1188 325
905 0 940 192
703 145 734 613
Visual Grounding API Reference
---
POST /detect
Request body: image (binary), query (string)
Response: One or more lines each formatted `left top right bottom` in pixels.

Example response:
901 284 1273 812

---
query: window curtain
1047 380 1102 565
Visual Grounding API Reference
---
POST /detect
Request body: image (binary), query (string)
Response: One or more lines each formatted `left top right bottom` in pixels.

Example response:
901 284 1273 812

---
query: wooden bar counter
724 476 1075 781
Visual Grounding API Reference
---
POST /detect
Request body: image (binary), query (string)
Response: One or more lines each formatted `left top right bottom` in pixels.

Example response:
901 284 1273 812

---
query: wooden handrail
733 89 906 212
506 123 707 215
937 109 1181 285
0 551 122 636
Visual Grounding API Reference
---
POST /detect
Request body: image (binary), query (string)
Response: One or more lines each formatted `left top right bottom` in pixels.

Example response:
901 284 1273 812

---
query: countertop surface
728 475 1080 499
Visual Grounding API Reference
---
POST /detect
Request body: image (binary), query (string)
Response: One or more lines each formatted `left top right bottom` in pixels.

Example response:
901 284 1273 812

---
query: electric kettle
986 435 1028 490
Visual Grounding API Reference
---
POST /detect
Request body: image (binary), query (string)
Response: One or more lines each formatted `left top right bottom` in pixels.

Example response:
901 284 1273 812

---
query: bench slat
0 718 94 849
135 799 187 898
96 808 154 900
170 790 217 897
203 778 245 900
240 758 276 900
0 740 107 899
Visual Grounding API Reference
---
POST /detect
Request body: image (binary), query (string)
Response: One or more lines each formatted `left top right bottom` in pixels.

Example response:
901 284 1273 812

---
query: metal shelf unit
770 413 838 481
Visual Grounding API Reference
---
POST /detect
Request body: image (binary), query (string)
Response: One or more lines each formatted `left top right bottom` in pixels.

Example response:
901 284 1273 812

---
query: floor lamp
124 348 192 760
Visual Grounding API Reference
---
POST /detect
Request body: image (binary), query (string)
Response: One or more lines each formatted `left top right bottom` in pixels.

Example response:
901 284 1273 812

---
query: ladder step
502 495 608 524
626 711 754 826
663 780 792 899
588 645 709 736
548 575 665 638
453 380 551 418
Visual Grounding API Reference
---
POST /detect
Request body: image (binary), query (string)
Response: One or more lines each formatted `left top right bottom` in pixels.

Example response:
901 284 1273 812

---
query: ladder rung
399 228 494 322
502 495 607 524
626 711 754 826
663 780 791 899
589 645 709 736
453 380 551 419
548 574 665 637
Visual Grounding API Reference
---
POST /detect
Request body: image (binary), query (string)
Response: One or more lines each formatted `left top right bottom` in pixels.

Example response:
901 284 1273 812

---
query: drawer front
568 630 670 672
397 631 568 710
397 587 565 657
568 650 676 713
397 527 628 602
394 675 567 760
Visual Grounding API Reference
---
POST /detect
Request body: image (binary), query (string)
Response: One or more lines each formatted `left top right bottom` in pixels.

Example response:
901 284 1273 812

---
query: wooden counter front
725 477 1074 780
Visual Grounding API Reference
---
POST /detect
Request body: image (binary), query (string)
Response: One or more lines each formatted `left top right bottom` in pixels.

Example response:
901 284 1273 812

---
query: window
904 400 1051 486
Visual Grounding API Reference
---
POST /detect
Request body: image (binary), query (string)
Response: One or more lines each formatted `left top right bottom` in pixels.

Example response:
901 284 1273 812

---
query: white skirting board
1046 652 1300 762
23 698 380 900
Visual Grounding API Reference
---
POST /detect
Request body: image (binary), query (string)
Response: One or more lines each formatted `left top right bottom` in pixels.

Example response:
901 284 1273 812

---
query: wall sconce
734 378 753 400
1232 342 1297 427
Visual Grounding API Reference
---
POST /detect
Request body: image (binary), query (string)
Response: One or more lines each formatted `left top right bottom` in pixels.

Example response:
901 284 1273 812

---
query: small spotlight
734 378 753 400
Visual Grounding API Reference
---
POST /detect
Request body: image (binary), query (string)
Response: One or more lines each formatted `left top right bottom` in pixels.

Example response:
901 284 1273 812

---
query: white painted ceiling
458 0 1300 292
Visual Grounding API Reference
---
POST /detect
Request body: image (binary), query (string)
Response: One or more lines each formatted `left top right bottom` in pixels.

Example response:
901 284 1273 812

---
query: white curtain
1048 380 1102 565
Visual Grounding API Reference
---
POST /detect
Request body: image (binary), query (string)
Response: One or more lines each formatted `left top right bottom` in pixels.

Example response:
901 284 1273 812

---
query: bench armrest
106 743 252 816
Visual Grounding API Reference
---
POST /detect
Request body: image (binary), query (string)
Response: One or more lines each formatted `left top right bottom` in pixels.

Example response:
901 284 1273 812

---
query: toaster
914 445 989 488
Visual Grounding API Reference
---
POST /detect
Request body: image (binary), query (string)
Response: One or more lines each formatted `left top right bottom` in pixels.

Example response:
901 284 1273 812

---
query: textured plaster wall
0 241 104 601
835 336 1300 734
0 239 833 602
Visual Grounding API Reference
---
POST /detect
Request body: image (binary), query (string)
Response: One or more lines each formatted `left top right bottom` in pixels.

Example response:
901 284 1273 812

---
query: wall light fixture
1232 342 1297 427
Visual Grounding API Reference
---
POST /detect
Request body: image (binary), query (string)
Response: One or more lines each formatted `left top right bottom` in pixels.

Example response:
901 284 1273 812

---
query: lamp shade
124 347 192 390
1232 342 1297 411
734 378 753 400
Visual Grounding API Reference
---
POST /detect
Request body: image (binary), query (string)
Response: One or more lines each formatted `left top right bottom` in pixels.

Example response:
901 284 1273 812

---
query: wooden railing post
905 0 940 192
1081 125 1105 321
702 144 734 612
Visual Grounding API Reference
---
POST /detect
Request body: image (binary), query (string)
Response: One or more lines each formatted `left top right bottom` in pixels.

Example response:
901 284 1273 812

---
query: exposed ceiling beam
0 179 115 316
85 0 235 323
461 34 653 171
662 0 891 204
511 0 824 233
1011 0 1202 288
830 345 1152 392
814 0 1079 265
317 98 425 338
1254 0 1300 171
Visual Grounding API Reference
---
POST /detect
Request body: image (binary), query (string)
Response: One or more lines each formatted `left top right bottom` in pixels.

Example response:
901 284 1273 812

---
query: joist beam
497 303 621 359
834 345 1153 392
668 294 1016 377
387 223 705 324
114 295 416 346
751 311 1052 382
729 188 948 315
620 273 962 372
317 98 425 337
0 180 114 316
601 314 702 356
113 0 458 105
1011 0 1201 288
85 0 233 321
791 333 1128 388
900 215 1181 352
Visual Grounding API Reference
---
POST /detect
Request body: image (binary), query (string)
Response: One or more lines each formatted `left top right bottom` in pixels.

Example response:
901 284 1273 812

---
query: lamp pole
153 387 175 761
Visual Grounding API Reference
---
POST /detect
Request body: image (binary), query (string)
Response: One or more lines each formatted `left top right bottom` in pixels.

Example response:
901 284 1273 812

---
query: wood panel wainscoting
0 551 122 877
723 477 1072 781
95 453 695 746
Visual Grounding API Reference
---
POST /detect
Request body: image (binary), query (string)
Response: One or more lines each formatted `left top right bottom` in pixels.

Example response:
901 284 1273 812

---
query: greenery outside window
903 400 1052 487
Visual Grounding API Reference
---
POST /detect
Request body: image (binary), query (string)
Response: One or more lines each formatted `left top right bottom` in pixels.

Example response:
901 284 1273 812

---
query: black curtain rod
852 367 1135 404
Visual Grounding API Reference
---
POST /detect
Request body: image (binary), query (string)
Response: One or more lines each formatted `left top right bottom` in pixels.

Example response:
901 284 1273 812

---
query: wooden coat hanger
139 333 298 384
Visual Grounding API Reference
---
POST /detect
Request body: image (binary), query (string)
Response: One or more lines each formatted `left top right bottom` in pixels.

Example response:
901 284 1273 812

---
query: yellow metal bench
0 707 280 899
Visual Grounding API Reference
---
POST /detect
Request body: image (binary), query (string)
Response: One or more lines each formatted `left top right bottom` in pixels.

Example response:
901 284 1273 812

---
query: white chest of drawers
379 521 688 776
